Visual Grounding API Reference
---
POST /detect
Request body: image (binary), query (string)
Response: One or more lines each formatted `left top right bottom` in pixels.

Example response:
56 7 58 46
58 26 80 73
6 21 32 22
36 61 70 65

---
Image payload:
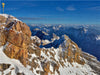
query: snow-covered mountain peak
0 14 19 22
0 14 100 75
0 14 14 18
62 34 69 40
96 35 100 40
0 14 13 18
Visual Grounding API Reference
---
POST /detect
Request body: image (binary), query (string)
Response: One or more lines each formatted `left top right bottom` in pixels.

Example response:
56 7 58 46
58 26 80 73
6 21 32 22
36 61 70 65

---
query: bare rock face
0 63 11 75
7 30 30 48
61 35 85 65
0 64 11 71
0 31 7 46
0 14 19 25
4 43 28 66
0 15 31 66
11 21 31 36
0 14 99 75
0 15 7 23
26 34 86 75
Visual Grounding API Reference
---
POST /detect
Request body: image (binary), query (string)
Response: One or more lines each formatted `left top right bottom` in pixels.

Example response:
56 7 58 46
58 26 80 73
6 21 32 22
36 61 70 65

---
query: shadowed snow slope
29 24 100 61
0 14 100 75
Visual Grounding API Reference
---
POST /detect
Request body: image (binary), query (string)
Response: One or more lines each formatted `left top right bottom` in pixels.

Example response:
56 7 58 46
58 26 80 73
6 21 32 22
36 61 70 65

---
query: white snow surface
0 14 99 75
40 47 97 75
31 36 41 44
0 14 10 18
42 39 51 45
0 35 98 75
59 60 96 75
0 45 34 75
96 35 100 40
0 14 20 21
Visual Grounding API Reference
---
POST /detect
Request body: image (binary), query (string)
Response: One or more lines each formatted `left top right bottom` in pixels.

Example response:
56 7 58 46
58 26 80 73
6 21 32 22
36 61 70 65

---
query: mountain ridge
0 14 100 75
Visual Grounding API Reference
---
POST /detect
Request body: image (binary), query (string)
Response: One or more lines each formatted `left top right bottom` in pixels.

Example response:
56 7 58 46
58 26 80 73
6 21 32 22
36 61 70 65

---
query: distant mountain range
29 24 100 61
0 14 100 75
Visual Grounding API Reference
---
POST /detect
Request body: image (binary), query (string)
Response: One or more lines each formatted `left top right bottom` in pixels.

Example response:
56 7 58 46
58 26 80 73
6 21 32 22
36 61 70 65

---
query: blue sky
0 0 100 24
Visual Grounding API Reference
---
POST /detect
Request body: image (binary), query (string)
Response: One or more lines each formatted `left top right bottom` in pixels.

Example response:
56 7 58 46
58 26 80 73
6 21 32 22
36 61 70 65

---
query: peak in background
0 14 100 75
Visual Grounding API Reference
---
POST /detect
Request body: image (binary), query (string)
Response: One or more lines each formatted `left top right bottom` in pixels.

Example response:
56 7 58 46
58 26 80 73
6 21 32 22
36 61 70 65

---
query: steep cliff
0 14 31 66
0 14 100 75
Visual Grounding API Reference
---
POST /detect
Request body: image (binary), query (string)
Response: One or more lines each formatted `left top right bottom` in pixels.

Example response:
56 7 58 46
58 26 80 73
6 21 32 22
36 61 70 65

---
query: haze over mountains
29 24 100 61
0 14 100 75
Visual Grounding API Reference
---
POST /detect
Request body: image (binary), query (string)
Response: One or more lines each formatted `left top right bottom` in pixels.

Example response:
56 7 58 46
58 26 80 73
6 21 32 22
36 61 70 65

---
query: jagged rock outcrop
0 14 100 75
0 64 11 75
0 64 11 71
61 35 85 65
0 14 31 66
82 52 100 75
25 34 87 75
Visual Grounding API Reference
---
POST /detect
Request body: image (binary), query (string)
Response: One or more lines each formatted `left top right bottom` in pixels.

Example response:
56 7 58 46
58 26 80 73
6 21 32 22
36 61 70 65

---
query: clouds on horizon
17 17 67 21
17 17 44 20
56 5 100 12
66 6 76 11
56 5 76 11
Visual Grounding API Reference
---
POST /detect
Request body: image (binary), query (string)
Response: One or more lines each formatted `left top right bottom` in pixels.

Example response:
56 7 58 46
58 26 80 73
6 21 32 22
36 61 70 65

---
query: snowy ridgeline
0 44 98 75
0 14 20 25
0 14 100 75
30 24 100 61
0 14 19 21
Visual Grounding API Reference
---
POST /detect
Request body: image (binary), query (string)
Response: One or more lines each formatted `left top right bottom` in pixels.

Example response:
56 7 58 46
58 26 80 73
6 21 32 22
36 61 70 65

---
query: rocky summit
0 14 100 75
0 14 31 67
